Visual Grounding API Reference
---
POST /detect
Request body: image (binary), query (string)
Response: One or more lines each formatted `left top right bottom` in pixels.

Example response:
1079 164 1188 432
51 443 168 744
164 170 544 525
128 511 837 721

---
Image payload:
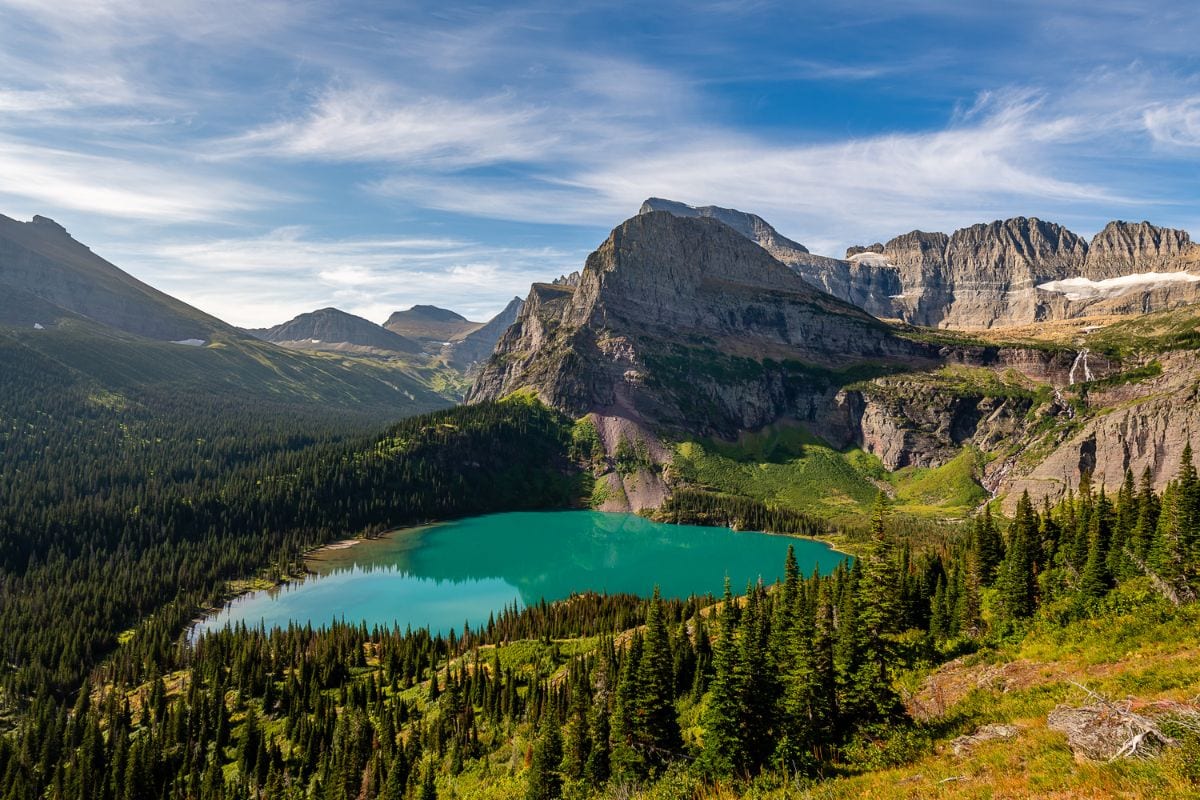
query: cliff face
868 219 1198 328
1084 221 1192 279
470 211 933 438
640 199 902 318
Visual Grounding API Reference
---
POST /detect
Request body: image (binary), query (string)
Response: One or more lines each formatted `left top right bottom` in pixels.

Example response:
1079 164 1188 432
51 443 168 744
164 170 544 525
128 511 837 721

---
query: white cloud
109 228 582 327
0 138 284 222
220 85 558 168
1144 98 1200 147
375 91 1125 254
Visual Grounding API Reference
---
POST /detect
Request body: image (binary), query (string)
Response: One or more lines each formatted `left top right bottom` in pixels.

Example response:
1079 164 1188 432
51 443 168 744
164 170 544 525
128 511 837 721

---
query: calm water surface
195 510 845 637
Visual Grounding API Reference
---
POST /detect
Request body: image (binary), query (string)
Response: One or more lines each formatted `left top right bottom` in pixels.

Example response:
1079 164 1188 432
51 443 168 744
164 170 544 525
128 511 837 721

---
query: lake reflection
195 510 845 637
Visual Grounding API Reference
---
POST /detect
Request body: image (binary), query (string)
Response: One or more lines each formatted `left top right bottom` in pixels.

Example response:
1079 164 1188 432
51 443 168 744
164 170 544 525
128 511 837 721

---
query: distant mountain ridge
0 213 450 419
250 307 422 354
446 296 524 372
384 305 482 344
643 199 1200 329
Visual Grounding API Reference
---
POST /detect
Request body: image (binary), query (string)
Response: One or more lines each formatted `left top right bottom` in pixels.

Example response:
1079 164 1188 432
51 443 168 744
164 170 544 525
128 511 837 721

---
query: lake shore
187 511 847 636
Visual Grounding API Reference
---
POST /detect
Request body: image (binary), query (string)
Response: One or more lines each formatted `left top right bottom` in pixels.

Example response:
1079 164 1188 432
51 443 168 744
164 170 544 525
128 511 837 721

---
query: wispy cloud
374 89 1128 250
112 227 581 327
219 85 556 168
1144 98 1200 148
0 137 285 222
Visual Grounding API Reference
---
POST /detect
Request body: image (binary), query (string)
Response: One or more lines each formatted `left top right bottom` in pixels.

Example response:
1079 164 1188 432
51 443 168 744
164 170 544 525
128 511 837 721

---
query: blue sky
3 1 1200 326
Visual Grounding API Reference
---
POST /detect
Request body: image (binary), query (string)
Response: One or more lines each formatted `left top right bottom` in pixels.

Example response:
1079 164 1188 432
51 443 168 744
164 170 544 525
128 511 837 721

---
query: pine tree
1130 467 1160 562
929 577 949 641
635 587 682 771
1079 503 1112 599
609 632 643 782
997 491 1039 621
585 644 613 787
701 579 745 777
526 720 563 800
419 761 438 800
973 506 1005 586
843 495 904 722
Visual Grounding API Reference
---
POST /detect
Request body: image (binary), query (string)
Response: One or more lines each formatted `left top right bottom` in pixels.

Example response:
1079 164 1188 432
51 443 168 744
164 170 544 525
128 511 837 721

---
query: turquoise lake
194 510 846 637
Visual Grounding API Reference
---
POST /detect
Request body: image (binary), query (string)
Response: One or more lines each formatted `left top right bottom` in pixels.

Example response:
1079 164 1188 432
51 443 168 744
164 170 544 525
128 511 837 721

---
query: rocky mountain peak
846 243 884 258
470 210 925 438
30 215 69 235
638 197 811 255
1084 220 1193 279
402 305 469 323
945 217 1088 280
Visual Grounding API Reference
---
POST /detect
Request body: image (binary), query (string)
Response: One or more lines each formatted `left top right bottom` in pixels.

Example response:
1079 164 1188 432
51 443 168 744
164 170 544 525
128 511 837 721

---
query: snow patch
171 338 206 347
1037 271 1200 301
848 252 893 268
33 322 44 330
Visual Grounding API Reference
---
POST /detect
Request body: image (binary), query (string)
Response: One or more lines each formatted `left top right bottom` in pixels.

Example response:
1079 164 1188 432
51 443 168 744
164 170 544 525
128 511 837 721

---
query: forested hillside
3 453 1200 799
0 390 584 702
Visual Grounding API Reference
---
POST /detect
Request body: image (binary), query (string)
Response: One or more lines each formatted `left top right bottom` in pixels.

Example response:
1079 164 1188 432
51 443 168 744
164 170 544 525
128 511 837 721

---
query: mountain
471 210 929 424
445 296 524 372
646 200 1200 329
849 217 1200 328
469 210 948 509
0 214 450 421
250 307 422 354
640 198 902 316
468 206 1200 519
383 305 483 344
0 213 231 340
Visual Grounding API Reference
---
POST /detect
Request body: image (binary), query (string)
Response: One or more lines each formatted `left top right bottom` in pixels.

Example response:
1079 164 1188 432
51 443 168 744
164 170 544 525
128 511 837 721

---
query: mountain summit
0 213 231 341
252 307 422 354
470 210 926 433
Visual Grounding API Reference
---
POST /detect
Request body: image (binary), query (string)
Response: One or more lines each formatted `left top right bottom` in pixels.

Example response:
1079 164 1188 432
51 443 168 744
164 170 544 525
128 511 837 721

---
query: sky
3 1 1200 327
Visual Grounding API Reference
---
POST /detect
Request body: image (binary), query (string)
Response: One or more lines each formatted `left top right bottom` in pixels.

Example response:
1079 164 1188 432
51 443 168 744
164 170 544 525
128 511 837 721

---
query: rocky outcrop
997 351 1200 511
641 198 902 318
253 307 422 353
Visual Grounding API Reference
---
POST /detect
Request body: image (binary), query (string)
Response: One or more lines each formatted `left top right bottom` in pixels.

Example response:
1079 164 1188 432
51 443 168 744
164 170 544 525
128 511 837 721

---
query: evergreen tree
701 579 745 777
526 721 563 800
998 491 1039 621
843 495 904 722
609 632 643 782
635 587 682 770
972 506 1004 586
419 761 438 800
584 645 613 787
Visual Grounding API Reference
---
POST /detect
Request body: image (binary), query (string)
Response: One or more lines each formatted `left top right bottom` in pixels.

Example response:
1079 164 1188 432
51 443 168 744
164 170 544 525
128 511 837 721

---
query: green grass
889 448 990 517
670 424 990 522
671 425 883 520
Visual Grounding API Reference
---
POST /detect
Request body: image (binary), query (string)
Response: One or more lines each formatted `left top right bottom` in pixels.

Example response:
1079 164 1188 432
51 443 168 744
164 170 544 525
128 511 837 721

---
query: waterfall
1068 348 1093 385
